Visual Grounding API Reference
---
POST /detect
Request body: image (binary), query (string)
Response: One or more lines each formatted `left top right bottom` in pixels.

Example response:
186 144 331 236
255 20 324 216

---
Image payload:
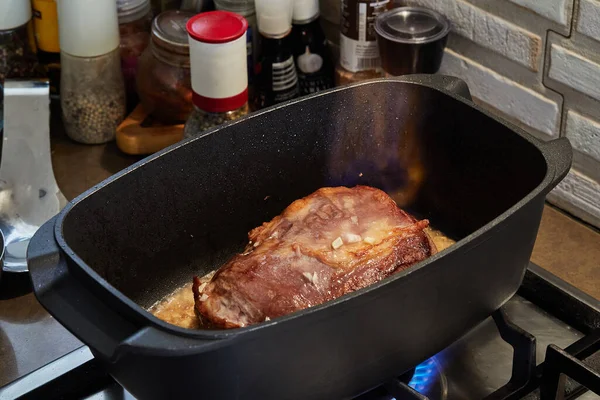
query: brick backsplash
440 49 560 136
319 0 600 228
509 0 571 25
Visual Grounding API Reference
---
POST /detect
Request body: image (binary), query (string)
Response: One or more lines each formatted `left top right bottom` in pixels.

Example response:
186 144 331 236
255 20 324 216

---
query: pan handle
540 137 573 191
28 218 221 363
396 74 473 102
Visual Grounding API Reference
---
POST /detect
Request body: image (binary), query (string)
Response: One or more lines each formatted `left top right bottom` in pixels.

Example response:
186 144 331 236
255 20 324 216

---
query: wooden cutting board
116 105 184 155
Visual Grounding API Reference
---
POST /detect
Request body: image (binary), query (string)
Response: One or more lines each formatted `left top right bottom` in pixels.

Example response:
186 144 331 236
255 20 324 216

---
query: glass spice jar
184 11 249 138
0 1 41 87
214 0 259 86
61 49 126 144
184 104 249 135
57 0 126 144
137 10 194 124
117 0 153 111
151 0 181 14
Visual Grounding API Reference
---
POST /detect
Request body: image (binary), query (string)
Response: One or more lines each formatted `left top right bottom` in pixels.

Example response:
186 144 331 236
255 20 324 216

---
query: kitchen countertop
1 112 599 389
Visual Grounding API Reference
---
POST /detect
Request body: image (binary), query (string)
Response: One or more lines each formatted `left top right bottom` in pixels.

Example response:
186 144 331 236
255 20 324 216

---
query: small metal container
375 6 450 76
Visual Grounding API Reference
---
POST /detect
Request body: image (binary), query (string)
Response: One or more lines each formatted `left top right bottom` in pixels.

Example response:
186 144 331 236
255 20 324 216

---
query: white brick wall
440 49 559 136
549 169 600 227
565 110 600 163
576 0 600 41
453 1 542 71
509 0 570 25
548 44 600 101
407 0 542 71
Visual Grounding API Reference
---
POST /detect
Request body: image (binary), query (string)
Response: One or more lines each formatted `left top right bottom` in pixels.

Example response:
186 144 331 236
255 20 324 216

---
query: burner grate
382 264 600 400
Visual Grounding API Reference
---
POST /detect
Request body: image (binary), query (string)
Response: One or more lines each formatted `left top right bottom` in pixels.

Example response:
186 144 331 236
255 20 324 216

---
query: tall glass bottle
32 0 61 97
253 0 298 109
334 0 388 85
184 11 249 138
291 0 334 95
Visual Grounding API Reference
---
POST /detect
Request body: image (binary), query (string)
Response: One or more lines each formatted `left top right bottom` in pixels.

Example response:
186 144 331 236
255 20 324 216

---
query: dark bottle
32 0 61 97
253 0 299 109
291 0 334 95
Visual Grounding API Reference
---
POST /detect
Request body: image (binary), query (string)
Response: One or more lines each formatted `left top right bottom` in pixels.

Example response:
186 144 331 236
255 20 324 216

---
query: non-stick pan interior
60 80 547 309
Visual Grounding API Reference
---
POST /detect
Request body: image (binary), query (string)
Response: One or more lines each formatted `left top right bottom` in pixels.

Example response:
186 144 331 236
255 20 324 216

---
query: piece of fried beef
193 185 436 329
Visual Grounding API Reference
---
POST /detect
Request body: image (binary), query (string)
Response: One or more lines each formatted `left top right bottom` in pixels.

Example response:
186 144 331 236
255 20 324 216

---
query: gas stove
1 262 598 400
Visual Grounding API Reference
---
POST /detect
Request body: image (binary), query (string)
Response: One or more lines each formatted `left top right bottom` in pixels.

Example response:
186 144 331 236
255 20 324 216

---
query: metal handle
1 79 66 273
397 74 473 102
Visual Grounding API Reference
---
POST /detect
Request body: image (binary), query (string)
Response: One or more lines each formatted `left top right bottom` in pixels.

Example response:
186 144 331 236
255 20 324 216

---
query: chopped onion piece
265 316 271 321
364 236 376 244
331 237 343 249
198 282 207 293
199 294 209 302
351 216 358 224
344 233 362 243
253 241 261 247
302 271 319 285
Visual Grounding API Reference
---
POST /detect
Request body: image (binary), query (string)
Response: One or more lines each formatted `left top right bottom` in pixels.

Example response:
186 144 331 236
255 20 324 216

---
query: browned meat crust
194 185 436 329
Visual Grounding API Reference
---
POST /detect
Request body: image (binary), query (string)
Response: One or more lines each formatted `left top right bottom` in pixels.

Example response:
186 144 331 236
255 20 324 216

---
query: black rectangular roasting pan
27 75 572 399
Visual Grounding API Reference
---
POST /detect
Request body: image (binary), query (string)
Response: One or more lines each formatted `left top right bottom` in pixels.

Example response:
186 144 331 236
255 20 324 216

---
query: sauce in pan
149 228 455 329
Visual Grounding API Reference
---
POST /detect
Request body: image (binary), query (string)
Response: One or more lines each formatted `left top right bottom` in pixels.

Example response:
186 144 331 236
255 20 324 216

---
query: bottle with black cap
291 0 334 95
253 0 299 109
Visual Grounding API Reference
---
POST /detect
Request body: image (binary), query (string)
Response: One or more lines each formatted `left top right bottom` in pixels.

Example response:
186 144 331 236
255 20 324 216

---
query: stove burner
409 358 447 400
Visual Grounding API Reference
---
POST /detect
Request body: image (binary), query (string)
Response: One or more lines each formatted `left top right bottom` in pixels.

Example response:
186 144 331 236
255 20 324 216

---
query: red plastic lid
193 89 248 113
186 11 248 44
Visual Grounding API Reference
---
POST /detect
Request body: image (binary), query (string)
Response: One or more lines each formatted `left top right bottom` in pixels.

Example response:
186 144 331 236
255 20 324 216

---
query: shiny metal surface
435 296 584 400
0 230 4 281
0 80 66 273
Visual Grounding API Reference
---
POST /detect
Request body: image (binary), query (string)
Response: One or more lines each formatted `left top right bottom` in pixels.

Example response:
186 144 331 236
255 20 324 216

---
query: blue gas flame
408 357 438 394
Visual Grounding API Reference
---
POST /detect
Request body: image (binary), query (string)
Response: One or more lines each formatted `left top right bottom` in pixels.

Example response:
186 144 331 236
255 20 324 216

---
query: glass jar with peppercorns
57 0 126 144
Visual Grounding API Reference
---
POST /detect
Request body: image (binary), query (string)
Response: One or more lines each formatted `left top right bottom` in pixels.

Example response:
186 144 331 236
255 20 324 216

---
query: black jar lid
375 6 450 44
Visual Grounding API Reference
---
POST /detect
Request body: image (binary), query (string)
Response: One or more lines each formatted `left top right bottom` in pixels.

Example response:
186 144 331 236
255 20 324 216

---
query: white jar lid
187 11 248 112
0 0 32 31
255 0 293 37
57 0 120 57
293 0 319 24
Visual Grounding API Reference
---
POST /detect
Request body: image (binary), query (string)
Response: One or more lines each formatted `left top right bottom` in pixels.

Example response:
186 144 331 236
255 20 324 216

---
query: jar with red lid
183 11 249 138
136 10 194 124
117 0 153 111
